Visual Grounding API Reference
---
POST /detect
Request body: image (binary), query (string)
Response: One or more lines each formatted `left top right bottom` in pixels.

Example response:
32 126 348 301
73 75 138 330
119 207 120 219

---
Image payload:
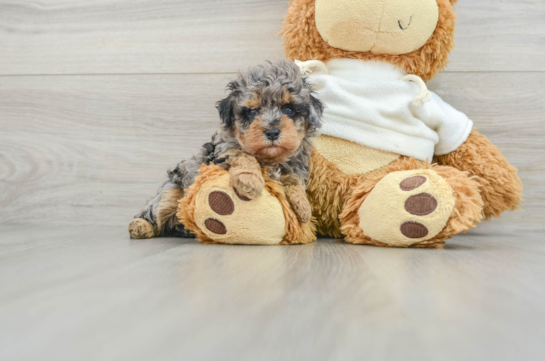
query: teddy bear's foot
341 167 484 247
357 170 454 247
128 218 156 239
178 164 316 245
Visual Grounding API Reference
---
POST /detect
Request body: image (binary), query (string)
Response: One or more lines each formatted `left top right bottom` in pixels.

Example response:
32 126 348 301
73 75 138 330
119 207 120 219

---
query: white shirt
305 58 473 162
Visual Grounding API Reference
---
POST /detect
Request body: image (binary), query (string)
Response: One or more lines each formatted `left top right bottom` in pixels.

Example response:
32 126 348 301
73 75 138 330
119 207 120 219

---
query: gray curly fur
134 60 323 237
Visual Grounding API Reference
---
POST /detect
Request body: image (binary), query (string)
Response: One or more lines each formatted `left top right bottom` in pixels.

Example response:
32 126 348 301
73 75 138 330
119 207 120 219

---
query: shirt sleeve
416 91 474 156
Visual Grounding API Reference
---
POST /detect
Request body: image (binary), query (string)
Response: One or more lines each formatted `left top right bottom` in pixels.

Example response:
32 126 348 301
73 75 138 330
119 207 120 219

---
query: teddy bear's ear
449 0 457 4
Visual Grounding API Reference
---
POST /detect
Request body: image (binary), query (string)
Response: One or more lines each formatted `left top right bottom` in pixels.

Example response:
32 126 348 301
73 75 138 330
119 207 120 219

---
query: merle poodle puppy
129 60 323 239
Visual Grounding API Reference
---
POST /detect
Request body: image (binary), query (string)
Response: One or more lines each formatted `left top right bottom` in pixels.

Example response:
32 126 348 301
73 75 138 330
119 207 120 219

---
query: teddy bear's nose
264 128 281 141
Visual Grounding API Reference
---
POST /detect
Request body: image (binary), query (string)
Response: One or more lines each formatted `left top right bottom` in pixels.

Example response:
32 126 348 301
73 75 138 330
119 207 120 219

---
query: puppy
129 60 323 239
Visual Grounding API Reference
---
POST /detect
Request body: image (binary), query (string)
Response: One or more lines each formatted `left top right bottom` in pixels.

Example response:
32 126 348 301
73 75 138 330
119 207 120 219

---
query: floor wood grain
0 226 544 361
0 0 543 75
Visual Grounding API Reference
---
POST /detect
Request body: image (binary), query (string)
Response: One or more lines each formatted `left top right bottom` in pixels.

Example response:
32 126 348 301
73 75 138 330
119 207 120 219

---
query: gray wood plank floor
0 226 544 361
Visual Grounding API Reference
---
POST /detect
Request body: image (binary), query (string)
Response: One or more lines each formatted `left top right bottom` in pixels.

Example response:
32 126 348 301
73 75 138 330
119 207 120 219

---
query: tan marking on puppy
244 90 262 109
235 117 265 155
282 89 296 104
228 150 265 199
236 115 306 165
129 218 156 239
156 188 185 233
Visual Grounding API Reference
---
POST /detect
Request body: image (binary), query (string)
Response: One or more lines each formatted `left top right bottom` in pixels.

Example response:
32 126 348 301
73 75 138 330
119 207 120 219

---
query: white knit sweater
303 59 473 162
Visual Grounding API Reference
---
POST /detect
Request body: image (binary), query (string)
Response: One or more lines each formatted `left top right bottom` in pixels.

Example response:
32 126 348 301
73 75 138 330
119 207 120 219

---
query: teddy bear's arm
434 129 522 220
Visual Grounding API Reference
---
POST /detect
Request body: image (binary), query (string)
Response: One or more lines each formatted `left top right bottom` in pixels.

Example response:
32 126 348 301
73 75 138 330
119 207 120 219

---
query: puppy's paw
129 218 156 239
286 187 312 224
230 172 265 200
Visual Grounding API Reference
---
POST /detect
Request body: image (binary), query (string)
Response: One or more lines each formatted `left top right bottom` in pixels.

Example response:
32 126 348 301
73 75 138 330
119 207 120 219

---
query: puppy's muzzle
264 129 281 141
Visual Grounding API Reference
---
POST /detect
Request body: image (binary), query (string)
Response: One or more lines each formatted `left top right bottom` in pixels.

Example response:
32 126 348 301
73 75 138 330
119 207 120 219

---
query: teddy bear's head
281 0 457 81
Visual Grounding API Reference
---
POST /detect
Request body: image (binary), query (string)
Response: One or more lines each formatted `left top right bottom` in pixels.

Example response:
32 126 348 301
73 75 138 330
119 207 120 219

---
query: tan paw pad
193 173 286 245
358 170 455 247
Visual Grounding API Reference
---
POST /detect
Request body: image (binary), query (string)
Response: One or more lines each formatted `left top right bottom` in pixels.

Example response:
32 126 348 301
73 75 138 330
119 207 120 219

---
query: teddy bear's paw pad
400 221 429 239
358 170 455 247
400 176 427 191
208 191 235 216
193 173 286 244
204 218 228 235
129 218 156 239
404 193 438 216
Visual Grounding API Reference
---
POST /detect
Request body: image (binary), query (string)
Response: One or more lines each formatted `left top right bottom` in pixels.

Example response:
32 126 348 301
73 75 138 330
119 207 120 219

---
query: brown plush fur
283 0 521 247
339 159 483 247
308 150 484 247
434 129 523 220
281 0 456 82
340 157 483 247
307 150 359 238
178 164 316 245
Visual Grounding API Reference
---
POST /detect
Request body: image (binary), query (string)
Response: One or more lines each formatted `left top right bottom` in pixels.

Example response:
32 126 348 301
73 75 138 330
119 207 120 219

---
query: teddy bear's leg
434 129 523 220
340 160 484 247
178 164 316 245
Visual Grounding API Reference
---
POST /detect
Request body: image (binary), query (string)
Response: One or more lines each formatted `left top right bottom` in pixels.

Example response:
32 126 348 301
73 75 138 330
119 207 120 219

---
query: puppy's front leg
224 150 265 200
281 175 312 224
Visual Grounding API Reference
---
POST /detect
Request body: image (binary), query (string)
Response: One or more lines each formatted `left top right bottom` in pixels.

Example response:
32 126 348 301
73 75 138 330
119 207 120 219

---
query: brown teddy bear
281 0 522 247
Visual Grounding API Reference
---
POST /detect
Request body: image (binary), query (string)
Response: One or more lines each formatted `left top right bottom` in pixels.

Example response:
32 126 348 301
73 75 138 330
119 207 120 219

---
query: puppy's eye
282 106 295 117
248 108 260 117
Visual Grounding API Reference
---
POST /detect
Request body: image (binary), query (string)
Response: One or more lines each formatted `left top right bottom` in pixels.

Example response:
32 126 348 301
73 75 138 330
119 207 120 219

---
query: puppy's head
216 60 323 165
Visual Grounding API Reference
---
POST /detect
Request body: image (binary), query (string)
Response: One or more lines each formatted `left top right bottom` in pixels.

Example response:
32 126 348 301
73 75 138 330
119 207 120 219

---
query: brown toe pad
400 221 429 239
208 191 235 216
400 176 427 191
405 193 438 216
204 218 227 235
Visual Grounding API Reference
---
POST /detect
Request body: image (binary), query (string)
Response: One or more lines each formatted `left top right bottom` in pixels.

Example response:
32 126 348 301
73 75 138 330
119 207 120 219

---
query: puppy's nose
264 129 281 141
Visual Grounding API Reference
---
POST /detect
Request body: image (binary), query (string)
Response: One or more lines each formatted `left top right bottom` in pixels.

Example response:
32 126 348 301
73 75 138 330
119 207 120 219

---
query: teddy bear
280 0 523 247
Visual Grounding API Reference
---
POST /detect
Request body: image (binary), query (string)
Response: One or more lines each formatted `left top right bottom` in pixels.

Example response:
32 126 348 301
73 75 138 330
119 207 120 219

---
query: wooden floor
0 225 544 361
1 0 545 359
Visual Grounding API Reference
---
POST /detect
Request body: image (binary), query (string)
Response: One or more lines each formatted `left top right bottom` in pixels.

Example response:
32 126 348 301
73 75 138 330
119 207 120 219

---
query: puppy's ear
308 93 324 132
216 94 235 130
